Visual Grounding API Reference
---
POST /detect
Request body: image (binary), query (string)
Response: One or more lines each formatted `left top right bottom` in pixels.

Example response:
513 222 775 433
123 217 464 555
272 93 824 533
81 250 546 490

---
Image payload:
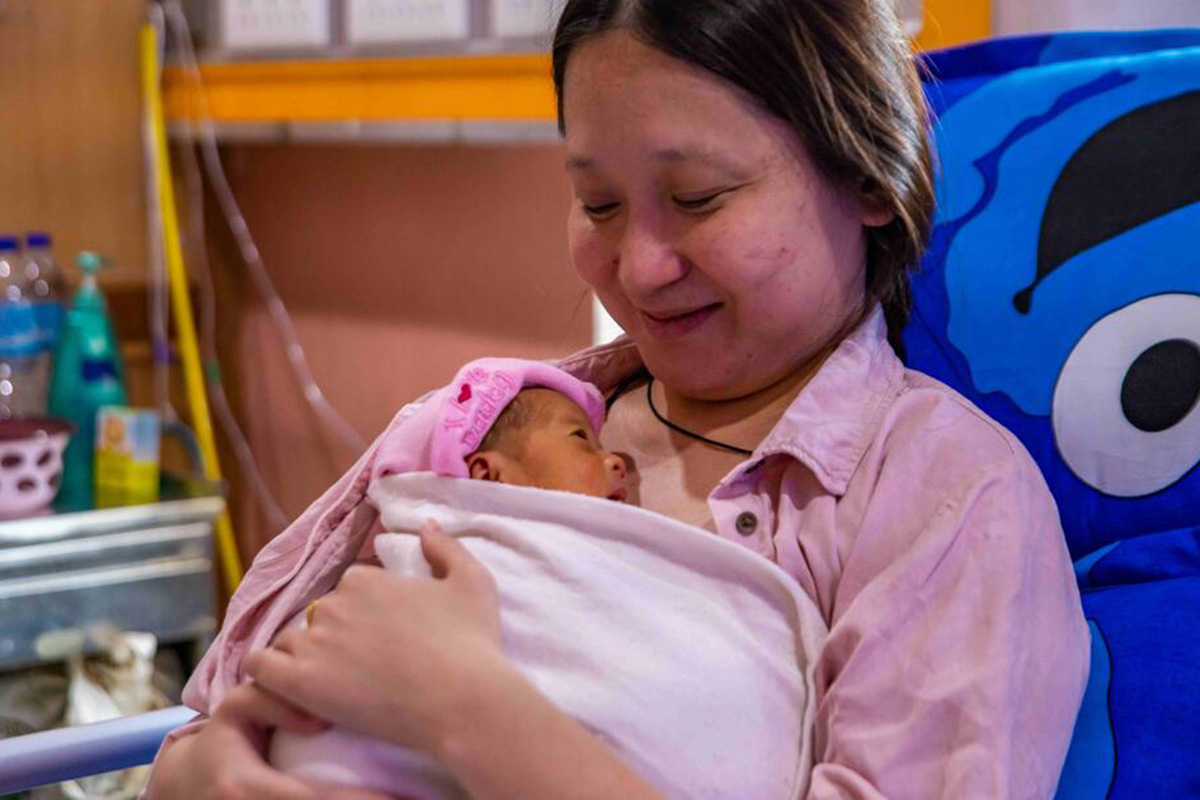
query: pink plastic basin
0 418 72 518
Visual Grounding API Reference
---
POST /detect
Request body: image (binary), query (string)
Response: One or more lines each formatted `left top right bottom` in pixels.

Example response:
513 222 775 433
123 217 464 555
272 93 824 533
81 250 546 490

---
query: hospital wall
0 0 148 284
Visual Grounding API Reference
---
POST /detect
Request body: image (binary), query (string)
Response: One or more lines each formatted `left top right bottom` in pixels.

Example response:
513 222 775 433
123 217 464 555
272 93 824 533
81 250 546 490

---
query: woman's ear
468 452 503 482
858 182 896 228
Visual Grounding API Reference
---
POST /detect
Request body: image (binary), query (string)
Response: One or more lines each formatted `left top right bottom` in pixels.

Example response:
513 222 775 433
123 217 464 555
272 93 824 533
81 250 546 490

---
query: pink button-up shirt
152 307 1087 800
556 307 1089 800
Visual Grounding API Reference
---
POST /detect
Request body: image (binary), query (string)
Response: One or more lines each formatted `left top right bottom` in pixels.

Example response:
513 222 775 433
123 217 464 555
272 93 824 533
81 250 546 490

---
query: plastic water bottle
0 236 50 419
23 232 66 359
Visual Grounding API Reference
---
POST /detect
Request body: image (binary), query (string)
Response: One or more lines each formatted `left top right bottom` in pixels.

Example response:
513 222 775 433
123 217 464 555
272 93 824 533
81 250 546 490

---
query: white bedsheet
271 473 827 800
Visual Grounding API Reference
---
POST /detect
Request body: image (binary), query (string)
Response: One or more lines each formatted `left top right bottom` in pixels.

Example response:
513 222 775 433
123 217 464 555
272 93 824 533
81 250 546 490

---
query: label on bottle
82 358 121 382
0 302 42 359
33 301 65 353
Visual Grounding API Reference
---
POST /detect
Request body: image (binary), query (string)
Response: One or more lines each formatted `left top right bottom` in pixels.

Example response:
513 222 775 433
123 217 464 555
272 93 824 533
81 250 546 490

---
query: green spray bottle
49 252 128 510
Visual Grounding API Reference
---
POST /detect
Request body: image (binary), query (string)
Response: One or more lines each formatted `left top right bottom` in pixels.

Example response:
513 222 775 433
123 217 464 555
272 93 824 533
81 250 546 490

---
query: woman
148 1 1088 798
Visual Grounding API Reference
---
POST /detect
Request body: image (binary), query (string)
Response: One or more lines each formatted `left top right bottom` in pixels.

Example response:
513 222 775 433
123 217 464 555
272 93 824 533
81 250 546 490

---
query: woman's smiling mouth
641 303 722 338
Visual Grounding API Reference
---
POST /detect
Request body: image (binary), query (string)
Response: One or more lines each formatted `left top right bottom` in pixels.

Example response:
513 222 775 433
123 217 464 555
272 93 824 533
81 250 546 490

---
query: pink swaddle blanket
271 473 828 800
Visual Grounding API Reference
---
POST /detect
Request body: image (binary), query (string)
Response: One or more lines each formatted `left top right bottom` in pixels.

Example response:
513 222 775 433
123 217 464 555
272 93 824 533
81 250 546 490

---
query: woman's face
563 31 888 401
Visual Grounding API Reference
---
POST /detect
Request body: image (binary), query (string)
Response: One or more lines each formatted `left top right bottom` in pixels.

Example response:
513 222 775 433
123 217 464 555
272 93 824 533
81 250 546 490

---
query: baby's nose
605 453 628 480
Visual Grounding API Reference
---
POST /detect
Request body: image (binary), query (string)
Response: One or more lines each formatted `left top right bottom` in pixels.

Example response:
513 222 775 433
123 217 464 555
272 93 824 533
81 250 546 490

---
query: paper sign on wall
345 0 471 44
221 0 332 50
490 1 920 40
490 0 562 38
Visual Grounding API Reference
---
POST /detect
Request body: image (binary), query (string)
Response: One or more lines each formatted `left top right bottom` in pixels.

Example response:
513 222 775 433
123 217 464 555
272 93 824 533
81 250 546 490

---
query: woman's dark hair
552 0 934 354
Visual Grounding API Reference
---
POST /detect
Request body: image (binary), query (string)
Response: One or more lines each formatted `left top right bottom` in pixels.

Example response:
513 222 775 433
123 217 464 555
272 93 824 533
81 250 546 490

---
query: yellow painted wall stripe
165 54 558 123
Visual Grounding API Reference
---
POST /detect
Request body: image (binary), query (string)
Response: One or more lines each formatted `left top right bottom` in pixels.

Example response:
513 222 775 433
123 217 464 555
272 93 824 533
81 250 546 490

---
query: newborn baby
282 359 632 787
301 383 628 628
465 386 628 502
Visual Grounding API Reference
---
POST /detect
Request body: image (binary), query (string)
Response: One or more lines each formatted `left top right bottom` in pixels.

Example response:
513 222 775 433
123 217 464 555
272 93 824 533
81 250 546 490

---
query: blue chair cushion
909 30 1200 800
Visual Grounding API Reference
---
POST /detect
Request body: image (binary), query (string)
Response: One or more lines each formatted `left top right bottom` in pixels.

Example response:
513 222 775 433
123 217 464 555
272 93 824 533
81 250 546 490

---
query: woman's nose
616 218 687 294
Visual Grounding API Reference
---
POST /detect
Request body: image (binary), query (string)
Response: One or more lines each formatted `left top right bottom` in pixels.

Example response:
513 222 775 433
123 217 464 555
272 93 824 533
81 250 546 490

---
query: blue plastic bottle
49 252 128 510
0 235 49 419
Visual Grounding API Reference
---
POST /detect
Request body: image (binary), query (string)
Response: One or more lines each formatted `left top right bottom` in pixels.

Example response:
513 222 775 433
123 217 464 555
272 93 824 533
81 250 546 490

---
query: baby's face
473 389 628 501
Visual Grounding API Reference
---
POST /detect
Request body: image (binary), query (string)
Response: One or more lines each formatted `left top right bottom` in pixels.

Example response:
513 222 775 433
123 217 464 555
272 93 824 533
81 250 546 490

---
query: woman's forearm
431 667 667 800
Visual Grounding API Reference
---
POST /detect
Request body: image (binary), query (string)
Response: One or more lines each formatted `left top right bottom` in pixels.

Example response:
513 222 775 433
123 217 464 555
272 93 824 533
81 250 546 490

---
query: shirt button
735 511 758 537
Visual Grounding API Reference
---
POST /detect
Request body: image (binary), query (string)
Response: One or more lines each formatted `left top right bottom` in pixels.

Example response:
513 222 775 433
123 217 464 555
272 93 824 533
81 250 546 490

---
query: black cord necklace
645 378 754 457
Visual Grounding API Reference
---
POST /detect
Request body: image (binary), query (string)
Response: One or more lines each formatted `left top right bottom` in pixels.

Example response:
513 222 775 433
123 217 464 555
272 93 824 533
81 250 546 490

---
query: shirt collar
753 306 905 494
557 305 905 496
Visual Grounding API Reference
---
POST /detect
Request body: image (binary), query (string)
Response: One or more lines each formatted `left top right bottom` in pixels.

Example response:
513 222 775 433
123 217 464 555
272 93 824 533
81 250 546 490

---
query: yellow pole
140 22 244 594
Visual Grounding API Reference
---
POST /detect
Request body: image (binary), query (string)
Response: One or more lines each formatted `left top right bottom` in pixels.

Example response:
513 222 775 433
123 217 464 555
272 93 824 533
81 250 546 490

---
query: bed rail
0 705 194 794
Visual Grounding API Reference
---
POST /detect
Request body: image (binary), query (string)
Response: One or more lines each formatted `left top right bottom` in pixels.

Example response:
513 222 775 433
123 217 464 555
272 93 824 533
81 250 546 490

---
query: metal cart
0 497 222 670
0 497 223 794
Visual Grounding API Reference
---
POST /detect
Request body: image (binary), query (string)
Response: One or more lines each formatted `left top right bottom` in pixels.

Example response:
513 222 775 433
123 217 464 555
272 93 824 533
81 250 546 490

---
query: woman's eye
571 429 589 440
674 192 725 211
582 201 620 218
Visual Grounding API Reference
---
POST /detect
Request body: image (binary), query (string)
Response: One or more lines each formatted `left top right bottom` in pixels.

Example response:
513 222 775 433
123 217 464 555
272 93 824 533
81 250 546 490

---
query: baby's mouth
608 487 628 503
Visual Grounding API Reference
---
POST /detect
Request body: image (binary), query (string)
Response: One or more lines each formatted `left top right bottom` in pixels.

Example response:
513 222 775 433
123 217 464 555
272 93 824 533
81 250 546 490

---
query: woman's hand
147 682 395 800
245 521 510 756
246 522 666 800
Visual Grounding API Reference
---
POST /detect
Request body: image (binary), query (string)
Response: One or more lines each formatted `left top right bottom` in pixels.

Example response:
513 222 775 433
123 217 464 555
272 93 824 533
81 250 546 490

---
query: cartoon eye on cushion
1013 90 1200 498
1054 294 1200 497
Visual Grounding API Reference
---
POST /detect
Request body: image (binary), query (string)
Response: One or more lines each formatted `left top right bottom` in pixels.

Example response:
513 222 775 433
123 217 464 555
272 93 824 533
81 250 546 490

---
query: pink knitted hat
372 358 607 481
